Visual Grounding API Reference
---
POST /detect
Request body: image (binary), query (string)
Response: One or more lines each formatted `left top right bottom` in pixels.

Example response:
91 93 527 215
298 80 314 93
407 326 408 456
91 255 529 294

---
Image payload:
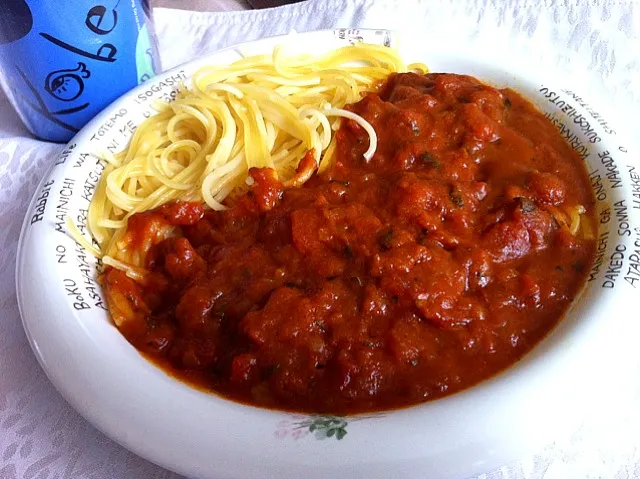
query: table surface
1 1 639 478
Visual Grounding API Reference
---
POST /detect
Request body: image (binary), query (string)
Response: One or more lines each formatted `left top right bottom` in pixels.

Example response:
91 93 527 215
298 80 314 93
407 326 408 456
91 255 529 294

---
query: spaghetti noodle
86 43 428 262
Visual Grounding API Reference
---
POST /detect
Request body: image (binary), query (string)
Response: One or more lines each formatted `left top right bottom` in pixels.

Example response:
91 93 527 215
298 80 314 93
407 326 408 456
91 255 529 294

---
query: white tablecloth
1 1 639 477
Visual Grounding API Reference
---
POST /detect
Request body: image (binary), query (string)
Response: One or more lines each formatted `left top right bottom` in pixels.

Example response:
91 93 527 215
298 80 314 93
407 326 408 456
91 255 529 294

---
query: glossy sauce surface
104 73 596 413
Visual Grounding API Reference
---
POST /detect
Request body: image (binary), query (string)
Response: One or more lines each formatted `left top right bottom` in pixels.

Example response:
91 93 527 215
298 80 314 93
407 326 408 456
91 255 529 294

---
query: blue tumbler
0 0 161 142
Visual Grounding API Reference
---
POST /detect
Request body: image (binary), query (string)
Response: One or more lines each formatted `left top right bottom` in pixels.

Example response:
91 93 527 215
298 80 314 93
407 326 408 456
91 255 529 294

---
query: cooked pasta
548 204 592 239
86 43 428 261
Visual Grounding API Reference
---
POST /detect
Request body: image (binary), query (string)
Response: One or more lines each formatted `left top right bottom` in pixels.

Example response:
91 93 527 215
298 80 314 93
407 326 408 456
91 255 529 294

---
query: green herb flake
379 229 394 251
419 152 440 169
450 190 465 207
518 197 536 214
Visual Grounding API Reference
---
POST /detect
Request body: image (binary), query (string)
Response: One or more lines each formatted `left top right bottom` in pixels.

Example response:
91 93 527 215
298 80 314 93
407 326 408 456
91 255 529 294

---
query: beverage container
0 0 161 142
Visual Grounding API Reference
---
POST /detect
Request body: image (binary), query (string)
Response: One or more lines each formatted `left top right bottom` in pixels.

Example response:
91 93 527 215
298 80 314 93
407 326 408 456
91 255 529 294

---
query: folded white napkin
1 1 638 478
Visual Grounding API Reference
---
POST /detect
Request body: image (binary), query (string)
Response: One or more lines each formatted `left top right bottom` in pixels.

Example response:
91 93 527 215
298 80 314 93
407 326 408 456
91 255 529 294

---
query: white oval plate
16 29 640 479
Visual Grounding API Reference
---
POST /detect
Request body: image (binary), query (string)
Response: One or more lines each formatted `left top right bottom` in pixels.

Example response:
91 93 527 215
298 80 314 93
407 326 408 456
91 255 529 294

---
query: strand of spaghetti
158 139 200 172
246 72 361 104
271 147 292 164
105 164 145 211
166 113 189 143
226 130 245 166
274 142 309 168
106 156 190 216
120 109 173 165
126 175 138 197
167 112 210 145
228 96 258 171
202 153 245 210
408 62 429 72
203 83 244 98
214 182 239 204
314 45 405 71
547 205 573 232
275 85 331 97
169 102 212 134
278 45 391 71
87 163 112 246
99 149 121 167
184 97 236 176
236 83 311 140
193 67 265 86
65 217 102 258
253 102 311 147
568 205 586 235
204 151 246 192
151 142 200 190
320 107 377 160
307 126 323 164
98 218 128 229
119 113 213 203
136 174 158 198
274 137 301 153
318 134 337 174
245 73 322 87
240 94 273 168
299 107 332 149
272 44 307 77
102 255 148 281
265 120 277 151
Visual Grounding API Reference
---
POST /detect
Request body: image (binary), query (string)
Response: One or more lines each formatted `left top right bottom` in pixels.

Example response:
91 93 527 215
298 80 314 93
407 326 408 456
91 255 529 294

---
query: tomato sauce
103 73 596 414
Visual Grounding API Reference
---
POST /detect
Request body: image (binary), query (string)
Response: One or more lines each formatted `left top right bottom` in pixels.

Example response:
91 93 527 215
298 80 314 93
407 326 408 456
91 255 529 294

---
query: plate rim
15 28 639 479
